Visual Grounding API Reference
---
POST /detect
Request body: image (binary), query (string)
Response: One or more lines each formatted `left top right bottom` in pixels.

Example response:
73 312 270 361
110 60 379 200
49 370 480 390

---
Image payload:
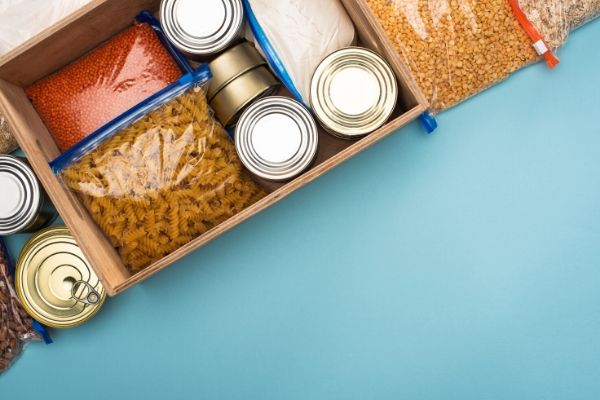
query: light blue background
2 21 600 400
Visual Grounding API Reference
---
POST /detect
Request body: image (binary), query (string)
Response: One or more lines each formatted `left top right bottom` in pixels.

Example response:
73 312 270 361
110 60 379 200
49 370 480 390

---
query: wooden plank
0 0 429 296
0 0 160 86
0 80 129 295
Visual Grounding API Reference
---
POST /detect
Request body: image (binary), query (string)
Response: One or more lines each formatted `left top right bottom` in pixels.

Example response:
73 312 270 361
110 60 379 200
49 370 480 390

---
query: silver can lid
0 155 41 235
160 0 244 56
235 97 319 182
310 47 398 139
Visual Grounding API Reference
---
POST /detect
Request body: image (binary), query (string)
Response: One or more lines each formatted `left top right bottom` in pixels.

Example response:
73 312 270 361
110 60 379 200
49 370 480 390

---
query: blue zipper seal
0 238 53 344
51 66 212 174
419 111 438 134
242 0 306 106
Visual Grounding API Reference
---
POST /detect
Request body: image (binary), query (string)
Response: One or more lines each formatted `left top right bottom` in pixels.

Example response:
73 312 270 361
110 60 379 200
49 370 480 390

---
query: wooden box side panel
0 80 129 295
0 0 160 87
0 0 428 296
116 104 425 292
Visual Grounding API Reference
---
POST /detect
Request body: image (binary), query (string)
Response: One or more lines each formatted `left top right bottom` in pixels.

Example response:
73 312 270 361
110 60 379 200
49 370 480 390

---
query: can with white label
0 155 55 235
160 0 244 60
235 97 318 182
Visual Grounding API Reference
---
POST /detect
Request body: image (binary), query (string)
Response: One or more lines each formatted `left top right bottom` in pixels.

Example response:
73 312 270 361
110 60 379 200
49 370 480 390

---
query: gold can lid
207 42 267 101
310 47 398 139
16 226 106 328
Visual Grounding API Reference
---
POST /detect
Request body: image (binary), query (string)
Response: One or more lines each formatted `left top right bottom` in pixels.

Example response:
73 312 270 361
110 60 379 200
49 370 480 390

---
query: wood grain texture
0 80 130 296
0 0 427 295
0 0 160 86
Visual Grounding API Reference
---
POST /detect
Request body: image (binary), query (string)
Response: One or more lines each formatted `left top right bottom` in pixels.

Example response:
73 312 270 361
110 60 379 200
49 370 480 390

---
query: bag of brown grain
367 0 540 114
517 0 600 49
0 111 18 154
0 239 40 374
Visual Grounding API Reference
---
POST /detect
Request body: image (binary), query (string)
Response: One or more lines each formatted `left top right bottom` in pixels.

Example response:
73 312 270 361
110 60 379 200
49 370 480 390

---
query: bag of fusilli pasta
51 66 267 274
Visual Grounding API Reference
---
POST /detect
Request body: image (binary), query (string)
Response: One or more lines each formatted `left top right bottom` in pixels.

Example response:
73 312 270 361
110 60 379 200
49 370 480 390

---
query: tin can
210 66 280 127
0 155 55 235
160 0 244 59
15 226 106 328
235 96 319 182
207 42 267 100
310 47 398 139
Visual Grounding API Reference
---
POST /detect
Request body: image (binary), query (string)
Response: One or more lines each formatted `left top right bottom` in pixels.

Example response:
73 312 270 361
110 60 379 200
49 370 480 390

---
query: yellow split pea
368 0 538 113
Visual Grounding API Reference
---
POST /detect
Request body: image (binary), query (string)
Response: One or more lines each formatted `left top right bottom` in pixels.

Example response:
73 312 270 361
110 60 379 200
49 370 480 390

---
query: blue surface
2 21 600 399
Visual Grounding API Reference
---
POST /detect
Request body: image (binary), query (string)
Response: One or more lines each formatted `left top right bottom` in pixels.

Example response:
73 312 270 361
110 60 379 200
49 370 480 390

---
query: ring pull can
0 155 56 235
16 226 106 328
72 281 102 305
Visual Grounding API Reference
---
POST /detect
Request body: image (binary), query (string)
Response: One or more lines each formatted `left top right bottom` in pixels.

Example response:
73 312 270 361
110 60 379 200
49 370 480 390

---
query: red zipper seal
509 0 560 69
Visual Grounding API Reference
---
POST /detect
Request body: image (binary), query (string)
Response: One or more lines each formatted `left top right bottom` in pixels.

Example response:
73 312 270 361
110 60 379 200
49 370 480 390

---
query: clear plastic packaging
367 0 539 114
52 67 267 274
243 0 356 105
0 111 18 154
517 0 600 49
25 12 191 152
0 239 40 374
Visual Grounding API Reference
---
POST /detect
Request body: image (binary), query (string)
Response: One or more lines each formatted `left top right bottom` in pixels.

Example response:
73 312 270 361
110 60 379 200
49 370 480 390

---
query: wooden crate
0 0 428 295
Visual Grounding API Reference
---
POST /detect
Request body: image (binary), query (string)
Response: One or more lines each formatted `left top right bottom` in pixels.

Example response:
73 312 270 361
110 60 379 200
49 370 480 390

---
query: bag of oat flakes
515 0 600 50
366 0 544 114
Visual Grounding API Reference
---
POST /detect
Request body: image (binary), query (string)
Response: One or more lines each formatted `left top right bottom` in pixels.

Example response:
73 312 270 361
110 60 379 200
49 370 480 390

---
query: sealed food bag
367 0 540 113
243 0 356 104
515 0 600 49
52 67 267 274
0 111 18 154
26 12 191 153
0 239 40 374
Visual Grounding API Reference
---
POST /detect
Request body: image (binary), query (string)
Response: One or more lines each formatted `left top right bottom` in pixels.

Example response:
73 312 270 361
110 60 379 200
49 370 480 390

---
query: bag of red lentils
25 11 191 153
366 0 542 114
515 0 600 50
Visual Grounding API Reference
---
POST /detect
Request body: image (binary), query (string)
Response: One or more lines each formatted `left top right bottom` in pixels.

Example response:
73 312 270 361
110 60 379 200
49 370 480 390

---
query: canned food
235 96 318 182
210 66 280 127
310 47 398 139
207 42 267 100
160 0 244 59
15 226 106 328
0 155 55 235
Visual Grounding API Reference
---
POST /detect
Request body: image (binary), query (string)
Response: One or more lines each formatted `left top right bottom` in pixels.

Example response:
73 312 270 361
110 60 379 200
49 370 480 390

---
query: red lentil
26 22 182 152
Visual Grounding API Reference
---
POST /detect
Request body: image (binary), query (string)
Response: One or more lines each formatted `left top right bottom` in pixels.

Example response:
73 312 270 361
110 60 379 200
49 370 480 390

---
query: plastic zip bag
0 111 18 154
25 11 191 153
367 0 539 114
516 0 600 49
243 0 356 105
0 239 40 374
52 67 267 274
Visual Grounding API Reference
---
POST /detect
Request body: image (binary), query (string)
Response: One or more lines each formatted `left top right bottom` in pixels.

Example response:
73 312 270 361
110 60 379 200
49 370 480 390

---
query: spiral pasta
62 88 266 273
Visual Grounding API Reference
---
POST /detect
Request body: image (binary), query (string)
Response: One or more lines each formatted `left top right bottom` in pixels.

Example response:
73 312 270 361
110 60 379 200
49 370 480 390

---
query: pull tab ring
71 281 101 305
